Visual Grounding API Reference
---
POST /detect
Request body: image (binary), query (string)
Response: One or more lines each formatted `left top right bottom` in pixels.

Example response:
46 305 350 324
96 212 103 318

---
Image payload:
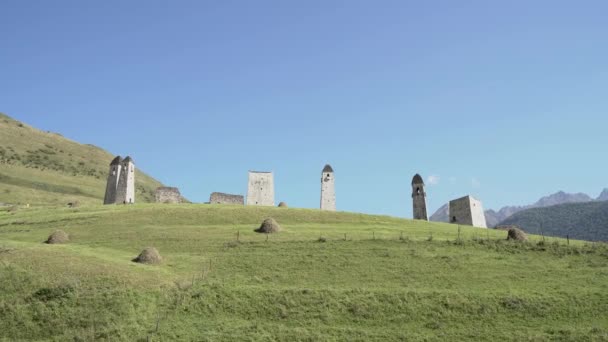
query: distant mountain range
499 201 608 242
430 190 608 228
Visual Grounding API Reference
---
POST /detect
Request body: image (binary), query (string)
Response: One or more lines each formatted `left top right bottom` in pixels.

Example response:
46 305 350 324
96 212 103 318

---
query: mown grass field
0 113 162 206
1 204 607 341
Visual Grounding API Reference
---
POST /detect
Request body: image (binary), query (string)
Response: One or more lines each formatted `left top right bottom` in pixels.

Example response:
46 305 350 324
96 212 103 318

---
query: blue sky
1 1 607 217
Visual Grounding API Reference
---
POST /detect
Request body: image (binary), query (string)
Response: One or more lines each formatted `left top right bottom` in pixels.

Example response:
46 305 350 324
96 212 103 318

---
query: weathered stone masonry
210 192 244 205
449 195 487 228
246 171 274 206
412 173 428 220
155 187 182 203
104 156 135 204
320 164 336 211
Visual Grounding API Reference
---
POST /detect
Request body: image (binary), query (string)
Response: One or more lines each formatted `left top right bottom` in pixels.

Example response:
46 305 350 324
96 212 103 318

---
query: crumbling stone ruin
155 187 182 203
103 156 135 204
246 171 274 206
210 192 244 205
411 173 428 220
449 195 487 228
320 164 336 211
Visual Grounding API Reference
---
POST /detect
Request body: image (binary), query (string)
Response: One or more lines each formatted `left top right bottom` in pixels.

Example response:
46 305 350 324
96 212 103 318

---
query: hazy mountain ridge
430 190 607 227
499 201 608 242
597 189 608 201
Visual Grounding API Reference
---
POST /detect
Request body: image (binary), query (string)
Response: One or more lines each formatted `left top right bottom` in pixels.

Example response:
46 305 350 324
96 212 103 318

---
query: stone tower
246 171 274 206
115 156 135 204
320 164 336 211
411 173 428 220
449 195 487 228
103 156 123 204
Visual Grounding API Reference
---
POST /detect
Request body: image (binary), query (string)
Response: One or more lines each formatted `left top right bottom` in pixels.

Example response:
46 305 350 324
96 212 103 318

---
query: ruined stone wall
320 170 336 211
246 171 274 206
155 187 182 203
449 195 487 228
210 192 244 205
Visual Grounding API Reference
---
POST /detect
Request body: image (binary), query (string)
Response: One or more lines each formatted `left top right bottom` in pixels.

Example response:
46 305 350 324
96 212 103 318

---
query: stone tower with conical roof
412 173 428 220
320 164 336 211
103 156 123 204
115 156 135 204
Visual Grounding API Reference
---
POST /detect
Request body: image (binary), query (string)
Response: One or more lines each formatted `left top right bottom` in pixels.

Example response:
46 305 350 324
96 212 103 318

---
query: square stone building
246 171 275 206
449 195 487 228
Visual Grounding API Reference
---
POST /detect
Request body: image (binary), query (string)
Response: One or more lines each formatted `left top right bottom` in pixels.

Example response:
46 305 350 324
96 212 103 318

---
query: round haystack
255 218 281 234
507 228 527 242
278 202 288 208
45 230 69 244
132 247 162 264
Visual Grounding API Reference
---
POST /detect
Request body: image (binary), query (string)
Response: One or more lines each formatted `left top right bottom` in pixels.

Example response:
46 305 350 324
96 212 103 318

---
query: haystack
507 228 527 242
278 202 288 208
255 218 281 233
133 247 162 264
45 230 69 244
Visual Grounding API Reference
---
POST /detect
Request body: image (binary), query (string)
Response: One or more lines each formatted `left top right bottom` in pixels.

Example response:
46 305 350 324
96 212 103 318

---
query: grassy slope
0 204 607 341
0 113 163 206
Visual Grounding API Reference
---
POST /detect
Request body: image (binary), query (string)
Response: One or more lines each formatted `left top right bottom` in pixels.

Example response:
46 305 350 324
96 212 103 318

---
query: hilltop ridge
0 112 163 206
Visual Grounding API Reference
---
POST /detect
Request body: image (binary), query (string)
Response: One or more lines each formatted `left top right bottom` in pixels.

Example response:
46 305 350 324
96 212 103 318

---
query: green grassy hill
0 112 163 206
1 204 607 341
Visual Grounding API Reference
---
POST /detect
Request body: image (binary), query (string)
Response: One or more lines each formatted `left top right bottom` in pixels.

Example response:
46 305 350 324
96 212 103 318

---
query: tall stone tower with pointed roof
412 173 428 220
246 171 274 206
114 156 136 204
103 156 123 204
320 164 336 211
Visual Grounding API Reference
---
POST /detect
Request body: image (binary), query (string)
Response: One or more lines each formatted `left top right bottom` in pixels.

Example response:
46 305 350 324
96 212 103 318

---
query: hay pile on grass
132 247 162 264
278 202 288 208
45 230 69 244
507 228 527 241
255 218 281 233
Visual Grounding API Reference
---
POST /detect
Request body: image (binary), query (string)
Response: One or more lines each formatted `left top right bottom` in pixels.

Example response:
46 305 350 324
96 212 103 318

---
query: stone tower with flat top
449 195 487 228
412 173 428 220
320 164 336 211
103 156 123 204
246 171 274 206
115 156 135 204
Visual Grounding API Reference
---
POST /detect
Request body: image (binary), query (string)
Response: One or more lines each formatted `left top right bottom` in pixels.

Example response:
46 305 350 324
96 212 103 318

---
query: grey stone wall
210 192 244 205
247 171 275 206
449 195 487 228
155 187 182 203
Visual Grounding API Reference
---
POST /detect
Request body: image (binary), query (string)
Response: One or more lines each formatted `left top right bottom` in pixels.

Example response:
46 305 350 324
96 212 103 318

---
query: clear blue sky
2 1 607 217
